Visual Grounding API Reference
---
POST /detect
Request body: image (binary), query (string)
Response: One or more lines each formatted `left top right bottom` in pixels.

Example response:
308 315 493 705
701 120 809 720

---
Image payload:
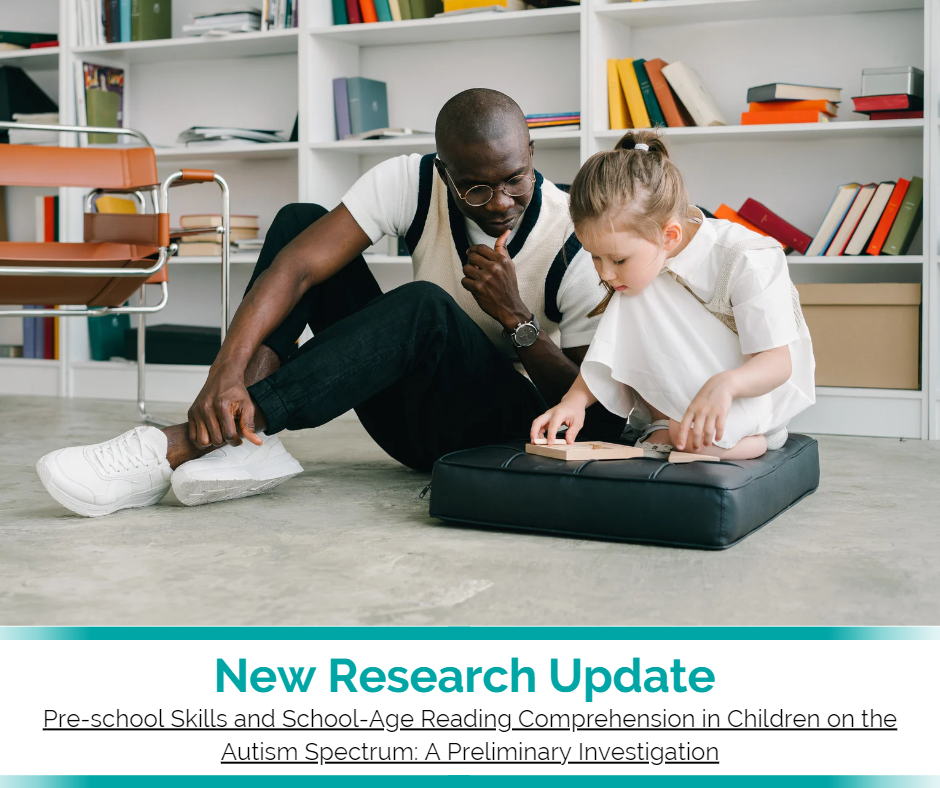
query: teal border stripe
0 627 936 641
2 777 936 786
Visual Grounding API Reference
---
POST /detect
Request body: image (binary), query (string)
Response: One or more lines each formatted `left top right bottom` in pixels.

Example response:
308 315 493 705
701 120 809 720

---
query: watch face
514 323 539 347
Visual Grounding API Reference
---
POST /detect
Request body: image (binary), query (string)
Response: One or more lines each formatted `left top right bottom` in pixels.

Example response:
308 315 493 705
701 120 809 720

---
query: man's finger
239 404 263 447
494 229 511 253
219 402 240 446
462 262 485 279
195 417 211 449
467 244 501 262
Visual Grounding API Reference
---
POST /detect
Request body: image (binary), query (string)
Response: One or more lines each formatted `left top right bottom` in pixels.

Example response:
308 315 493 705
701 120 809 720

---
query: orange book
714 204 769 236
741 110 830 125
359 0 378 22
748 99 838 116
645 58 693 128
866 178 910 255
741 109 829 126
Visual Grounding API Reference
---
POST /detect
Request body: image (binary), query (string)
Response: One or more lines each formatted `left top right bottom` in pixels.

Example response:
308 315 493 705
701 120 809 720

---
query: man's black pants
245 203 625 472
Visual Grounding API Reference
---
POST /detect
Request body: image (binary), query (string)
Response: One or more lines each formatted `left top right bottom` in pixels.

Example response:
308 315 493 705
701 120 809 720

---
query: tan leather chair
0 122 232 425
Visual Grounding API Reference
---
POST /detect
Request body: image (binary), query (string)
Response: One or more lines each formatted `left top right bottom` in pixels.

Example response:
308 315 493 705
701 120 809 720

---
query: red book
346 0 362 23
43 196 56 359
852 94 923 113
868 110 924 121
359 0 378 22
738 199 812 255
29 40 59 49
866 178 910 255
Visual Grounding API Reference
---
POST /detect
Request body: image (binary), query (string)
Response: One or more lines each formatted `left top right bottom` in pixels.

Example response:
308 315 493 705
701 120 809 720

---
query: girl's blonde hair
570 129 697 316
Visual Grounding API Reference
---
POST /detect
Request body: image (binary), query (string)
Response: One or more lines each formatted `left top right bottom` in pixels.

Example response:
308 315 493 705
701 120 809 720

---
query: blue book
333 78 351 140
374 0 393 21
346 77 388 136
120 0 131 41
23 308 36 359
332 0 348 24
806 183 862 256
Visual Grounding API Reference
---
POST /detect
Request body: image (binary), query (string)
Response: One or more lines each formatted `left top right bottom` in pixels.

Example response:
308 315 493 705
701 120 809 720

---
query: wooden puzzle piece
526 440 644 461
668 451 720 464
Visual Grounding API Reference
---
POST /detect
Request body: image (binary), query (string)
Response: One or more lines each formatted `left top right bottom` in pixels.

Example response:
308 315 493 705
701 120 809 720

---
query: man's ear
662 219 683 252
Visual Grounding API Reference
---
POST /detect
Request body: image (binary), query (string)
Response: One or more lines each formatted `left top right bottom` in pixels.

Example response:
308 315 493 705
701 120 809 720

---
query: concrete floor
0 394 938 626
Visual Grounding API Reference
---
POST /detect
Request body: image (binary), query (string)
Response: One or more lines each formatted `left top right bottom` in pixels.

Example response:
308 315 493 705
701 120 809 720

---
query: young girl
531 131 815 460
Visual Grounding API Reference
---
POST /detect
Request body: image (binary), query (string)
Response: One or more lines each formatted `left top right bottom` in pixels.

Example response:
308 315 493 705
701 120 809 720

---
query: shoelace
91 429 158 475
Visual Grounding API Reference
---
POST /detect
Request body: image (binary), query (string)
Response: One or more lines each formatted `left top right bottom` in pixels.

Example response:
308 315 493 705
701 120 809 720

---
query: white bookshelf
1 0 937 436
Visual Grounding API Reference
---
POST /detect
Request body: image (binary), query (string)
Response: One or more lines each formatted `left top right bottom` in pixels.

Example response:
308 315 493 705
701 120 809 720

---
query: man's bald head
435 88 529 158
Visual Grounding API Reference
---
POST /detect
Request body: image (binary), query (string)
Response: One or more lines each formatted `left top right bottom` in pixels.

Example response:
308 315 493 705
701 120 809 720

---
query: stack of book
176 127 286 146
77 0 171 46
333 77 389 139
332 0 444 24
742 83 841 125
261 1 299 30
852 67 924 121
183 8 262 37
608 58 724 129
7 113 60 145
0 31 57 51
176 215 261 257
714 177 923 257
526 112 579 130
20 196 60 360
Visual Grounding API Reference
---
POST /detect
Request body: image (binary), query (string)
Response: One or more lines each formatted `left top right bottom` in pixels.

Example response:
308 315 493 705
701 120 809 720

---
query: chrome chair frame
0 122 231 426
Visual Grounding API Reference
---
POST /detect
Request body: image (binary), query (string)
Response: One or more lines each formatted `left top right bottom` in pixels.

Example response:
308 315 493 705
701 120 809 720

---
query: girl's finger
547 412 565 445
530 412 551 443
702 413 718 447
566 414 584 444
691 411 706 451
715 411 727 443
676 408 694 451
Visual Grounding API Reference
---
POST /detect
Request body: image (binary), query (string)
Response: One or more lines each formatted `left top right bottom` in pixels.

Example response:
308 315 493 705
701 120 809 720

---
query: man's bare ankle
162 424 211 470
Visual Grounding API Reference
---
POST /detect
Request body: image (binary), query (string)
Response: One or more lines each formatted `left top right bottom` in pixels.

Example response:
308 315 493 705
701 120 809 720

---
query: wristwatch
505 314 540 349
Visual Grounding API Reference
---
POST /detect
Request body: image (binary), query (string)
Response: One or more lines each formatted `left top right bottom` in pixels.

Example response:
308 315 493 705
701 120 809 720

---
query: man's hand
462 230 530 329
187 363 262 449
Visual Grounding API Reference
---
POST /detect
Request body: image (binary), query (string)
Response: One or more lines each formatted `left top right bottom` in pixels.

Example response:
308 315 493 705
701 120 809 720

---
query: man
37 89 625 517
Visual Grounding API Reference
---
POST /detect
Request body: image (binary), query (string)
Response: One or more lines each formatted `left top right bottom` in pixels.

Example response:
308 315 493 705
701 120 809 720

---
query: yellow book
607 59 631 130
444 0 521 10
616 58 651 128
95 195 138 214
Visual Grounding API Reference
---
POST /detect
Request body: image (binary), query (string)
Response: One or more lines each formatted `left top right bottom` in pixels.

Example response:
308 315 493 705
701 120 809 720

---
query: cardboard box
796 283 921 389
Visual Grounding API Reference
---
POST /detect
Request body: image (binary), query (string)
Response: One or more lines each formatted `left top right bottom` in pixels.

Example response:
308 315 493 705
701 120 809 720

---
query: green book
633 58 666 128
331 0 348 24
131 0 171 41
0 31 57 48
85 88 119 144
399 0 413 20
882 175 923 256
410 0 441 18
347 77 388 135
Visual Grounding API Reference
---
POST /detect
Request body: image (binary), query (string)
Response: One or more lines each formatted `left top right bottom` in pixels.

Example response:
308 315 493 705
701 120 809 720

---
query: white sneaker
36 426 172 517
170 432 303 507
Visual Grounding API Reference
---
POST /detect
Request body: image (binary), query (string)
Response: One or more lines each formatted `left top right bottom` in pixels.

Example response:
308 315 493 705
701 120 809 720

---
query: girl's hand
676 372 735 452
531 399 588 445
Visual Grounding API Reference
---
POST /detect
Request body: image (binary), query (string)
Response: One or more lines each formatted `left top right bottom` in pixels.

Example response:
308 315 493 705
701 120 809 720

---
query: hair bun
615 129 669 158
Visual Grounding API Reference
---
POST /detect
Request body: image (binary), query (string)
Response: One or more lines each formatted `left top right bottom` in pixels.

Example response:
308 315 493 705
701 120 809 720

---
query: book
399 0 413 19
0 66 59 143
412 0 445 17
825 183 876 256
616 59 650 128
748 99 838 116
747 83 842 103
741 110 831 125
346 0 362 23
375 0 394 20
866 179 910 255
120 0 131 41
389 0 403 20
633 58 666 128
444 0 522 8
83 64 124 145
714 204 769 237
8 112 59 144
645 58 693 128
805 183 861 256
175 242 226 257
332 0 349 22
868 110 924 120
333 78 351 139
347 77 388 135
738 198 812 254
131 0 171 40
844 181 895 256
852 94 923 113
0 345 23 358
104 0 113 42
661 61 727 127
607 59 630 130
185 228 260 242
0 32 57 47
881 175 923 256
360 0 379 22
180 215 259 229
108 0 120 42
29 41 60 49
343 127 431 140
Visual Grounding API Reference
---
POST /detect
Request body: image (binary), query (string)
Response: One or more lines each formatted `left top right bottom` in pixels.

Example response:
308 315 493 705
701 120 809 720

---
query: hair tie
634 143 650 151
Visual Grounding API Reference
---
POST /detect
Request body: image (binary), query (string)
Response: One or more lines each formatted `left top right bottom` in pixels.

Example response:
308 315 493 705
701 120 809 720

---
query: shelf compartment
310 7 580 46
154 142 299 162
0 358 62 397
72 29 298 64
311 128 581 154
789 385 924 439
595 119 923 145
70 360 209 404
0 47 60 70
788 255 924 265
597 0 923 28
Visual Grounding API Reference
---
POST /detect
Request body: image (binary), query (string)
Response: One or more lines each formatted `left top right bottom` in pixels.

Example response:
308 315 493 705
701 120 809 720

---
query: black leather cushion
429 435 819 550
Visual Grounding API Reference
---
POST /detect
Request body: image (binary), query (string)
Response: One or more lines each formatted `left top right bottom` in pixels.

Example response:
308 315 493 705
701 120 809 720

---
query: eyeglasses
439 160 535 207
